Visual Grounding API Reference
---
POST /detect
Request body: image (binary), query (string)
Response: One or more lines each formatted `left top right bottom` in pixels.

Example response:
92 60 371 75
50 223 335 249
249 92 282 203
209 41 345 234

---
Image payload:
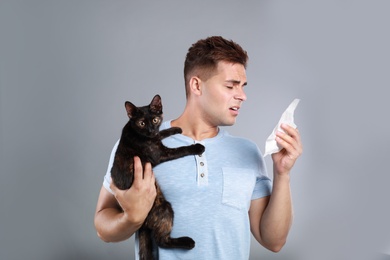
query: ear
189 76 202 96
125 101 137 118
150 95 162 114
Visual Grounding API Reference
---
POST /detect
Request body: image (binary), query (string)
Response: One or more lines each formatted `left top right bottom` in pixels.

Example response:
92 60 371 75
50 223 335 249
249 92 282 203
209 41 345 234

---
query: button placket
195 141 208 186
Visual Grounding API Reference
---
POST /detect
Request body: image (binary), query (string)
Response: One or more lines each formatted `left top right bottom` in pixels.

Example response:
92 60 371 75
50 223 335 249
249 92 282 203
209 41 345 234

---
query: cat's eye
152 117 160 124
138 121 145 127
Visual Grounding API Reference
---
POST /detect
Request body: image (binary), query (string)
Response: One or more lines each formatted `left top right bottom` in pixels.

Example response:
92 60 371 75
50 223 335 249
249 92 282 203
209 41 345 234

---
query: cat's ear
125 101 137 118
150 95 162 114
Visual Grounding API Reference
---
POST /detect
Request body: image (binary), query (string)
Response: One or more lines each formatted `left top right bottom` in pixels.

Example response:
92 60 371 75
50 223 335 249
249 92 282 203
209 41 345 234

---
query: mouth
229 106 240 115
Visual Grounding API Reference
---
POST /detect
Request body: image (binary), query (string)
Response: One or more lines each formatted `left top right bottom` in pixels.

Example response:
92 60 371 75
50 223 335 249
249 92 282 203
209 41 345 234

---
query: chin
220 120 236 127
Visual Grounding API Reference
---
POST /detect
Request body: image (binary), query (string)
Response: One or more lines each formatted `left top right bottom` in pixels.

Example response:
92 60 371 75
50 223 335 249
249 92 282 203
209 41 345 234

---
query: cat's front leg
188 143 205 155
159 144 205 164
159 127 182 139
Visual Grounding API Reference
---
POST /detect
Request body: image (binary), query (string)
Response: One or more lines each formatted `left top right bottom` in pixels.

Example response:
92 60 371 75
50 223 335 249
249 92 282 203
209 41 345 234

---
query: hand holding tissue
264 99 300 157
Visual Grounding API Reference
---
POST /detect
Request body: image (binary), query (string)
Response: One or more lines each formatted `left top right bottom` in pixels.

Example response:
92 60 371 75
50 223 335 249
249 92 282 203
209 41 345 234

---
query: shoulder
212 130 264 162
220 130 259 151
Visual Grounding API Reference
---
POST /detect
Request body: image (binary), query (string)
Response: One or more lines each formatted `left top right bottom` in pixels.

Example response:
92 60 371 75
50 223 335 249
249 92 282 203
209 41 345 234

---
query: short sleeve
251 145 272 200
251 175 272 200
102 140 120 195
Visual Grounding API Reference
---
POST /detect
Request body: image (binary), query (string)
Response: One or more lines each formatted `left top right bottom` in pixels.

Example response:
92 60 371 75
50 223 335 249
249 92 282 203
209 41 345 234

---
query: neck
171 109 219 141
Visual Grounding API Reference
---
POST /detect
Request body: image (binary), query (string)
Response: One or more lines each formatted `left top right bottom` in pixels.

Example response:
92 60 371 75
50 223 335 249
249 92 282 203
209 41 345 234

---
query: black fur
111 95 204 260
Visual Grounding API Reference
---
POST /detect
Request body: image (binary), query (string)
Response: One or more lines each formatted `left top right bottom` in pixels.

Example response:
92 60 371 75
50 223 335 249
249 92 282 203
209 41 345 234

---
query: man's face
199 61 247 126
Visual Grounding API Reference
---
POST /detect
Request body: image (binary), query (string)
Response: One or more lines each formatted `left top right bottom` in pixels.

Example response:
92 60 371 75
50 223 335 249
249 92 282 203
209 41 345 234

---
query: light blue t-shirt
103 121 272 259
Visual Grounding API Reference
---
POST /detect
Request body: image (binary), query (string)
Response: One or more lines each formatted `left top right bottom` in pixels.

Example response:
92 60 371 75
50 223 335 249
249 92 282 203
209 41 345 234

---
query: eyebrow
225 80 247 86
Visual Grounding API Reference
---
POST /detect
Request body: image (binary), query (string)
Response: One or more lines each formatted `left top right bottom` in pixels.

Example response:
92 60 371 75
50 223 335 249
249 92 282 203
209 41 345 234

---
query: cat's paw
171 127 182 134
193 143 205 155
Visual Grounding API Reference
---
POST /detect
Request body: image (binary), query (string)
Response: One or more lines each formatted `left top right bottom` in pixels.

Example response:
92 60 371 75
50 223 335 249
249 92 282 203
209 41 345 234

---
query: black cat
111 94 205 260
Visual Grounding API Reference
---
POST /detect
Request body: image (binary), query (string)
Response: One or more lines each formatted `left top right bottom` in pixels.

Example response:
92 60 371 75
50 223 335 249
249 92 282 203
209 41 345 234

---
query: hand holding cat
271 124 303 176
110 156 157 226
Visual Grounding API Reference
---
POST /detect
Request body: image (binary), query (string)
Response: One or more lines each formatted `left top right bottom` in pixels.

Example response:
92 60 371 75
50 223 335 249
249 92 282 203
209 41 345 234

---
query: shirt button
200 173 205 178
200 162 204 166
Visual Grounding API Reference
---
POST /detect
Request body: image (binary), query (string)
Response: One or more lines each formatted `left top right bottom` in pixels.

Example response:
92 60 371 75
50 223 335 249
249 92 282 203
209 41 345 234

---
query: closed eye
225 80 247 88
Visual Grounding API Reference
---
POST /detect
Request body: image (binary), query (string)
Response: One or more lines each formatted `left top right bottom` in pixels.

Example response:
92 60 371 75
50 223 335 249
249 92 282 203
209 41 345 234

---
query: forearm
95 207 141 242
260 172 293 251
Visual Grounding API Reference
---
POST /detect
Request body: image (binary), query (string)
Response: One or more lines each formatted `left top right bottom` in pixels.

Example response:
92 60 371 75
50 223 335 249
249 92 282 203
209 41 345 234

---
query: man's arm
249 176 292 252
94 157 157 242
249 124 302 252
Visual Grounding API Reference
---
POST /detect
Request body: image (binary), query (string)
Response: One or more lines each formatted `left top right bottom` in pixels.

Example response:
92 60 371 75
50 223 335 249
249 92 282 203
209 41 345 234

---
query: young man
94 36 303 259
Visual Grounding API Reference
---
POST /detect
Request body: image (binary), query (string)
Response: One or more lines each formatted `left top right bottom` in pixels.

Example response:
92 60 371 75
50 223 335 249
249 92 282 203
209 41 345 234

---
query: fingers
133 156 154 183
143 162 155 185
276 124 303 157
131 158 156 208
143 163 156 198
133 156 143 186
280 124 299 140
108 157 156 221
110 156 154 194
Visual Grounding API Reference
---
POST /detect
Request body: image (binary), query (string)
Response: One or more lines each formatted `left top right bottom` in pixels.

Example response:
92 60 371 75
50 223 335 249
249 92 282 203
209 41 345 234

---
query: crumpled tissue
264 99 300 157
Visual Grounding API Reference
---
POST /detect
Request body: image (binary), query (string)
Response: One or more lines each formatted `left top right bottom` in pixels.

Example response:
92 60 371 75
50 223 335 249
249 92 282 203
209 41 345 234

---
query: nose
235 87 247 102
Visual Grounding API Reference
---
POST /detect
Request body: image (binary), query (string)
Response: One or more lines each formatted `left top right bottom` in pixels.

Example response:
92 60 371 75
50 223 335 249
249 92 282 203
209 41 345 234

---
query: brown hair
183 36 248 97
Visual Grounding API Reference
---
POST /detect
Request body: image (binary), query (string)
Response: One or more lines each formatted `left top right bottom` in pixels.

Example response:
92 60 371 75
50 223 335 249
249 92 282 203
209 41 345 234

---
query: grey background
1 1 389 259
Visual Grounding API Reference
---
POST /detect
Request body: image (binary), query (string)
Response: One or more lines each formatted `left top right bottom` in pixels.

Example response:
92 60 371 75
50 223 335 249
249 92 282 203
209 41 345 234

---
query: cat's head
125 94 163 137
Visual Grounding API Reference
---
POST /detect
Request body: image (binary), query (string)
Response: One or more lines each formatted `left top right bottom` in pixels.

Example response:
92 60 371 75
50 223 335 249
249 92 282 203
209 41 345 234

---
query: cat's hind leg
156 235 195 250
146 200 195 250
138 227 155 260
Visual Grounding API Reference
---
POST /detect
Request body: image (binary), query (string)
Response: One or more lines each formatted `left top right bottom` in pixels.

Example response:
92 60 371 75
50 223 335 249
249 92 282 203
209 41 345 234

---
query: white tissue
264 99 300 157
